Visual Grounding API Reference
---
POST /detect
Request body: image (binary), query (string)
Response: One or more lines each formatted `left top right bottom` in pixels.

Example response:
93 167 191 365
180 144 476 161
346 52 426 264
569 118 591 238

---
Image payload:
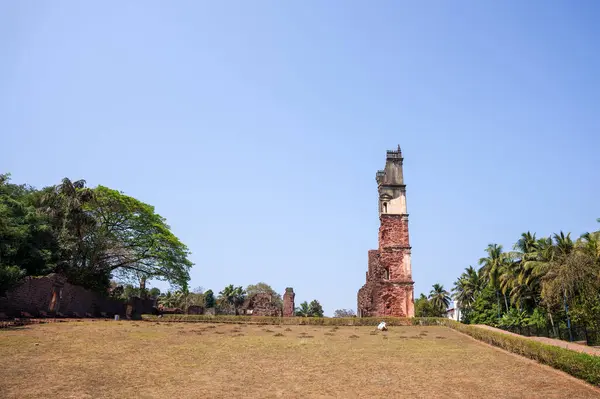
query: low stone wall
0 274 153 318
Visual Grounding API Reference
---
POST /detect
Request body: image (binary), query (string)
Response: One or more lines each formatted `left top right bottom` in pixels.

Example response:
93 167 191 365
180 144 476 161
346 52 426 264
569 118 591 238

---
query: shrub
443 320 600 387
141 315 448 326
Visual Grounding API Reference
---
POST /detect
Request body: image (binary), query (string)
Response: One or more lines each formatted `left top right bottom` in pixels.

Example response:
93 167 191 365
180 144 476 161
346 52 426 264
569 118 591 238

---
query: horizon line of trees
153 281 326 317
452 218 600 333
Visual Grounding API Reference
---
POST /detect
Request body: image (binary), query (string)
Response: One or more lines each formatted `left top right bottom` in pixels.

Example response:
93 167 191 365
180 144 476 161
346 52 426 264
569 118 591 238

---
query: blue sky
2 1 599 315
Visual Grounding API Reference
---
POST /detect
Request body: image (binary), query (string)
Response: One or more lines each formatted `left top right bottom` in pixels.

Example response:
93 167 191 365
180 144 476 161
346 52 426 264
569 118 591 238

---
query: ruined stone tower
357 146 415 317
282 287 295 317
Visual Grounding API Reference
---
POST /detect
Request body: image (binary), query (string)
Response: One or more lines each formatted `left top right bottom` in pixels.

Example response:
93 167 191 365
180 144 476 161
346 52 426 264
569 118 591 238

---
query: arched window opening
383 202 388 213
383 268 390 280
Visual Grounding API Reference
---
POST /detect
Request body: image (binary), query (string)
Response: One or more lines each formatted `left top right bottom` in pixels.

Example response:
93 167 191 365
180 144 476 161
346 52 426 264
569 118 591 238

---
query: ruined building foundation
357 146 415 317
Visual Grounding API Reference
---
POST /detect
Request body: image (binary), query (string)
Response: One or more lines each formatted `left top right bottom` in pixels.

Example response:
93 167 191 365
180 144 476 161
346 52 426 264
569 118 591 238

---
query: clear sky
2 1 599 315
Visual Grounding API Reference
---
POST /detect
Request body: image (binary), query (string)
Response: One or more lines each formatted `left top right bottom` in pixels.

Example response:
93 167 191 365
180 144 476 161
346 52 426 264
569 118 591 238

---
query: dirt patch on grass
0 323 598 398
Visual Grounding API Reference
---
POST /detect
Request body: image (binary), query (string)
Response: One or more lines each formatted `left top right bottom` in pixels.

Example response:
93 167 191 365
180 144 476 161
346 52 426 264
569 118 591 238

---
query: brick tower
357 146 415 317
282 287 295 317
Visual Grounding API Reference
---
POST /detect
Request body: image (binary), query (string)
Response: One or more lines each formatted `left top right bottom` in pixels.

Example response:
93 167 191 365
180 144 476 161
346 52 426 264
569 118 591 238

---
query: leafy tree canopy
333 309 356 318
295 299 324 317
245 282 282 307
0 175 194 295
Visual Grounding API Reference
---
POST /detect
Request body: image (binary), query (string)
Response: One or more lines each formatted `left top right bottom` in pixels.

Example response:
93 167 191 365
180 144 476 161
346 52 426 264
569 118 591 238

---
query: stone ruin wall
0 274 154 318
243 293 282 317
358 246 414 317
240 289 295 317
283 288 295 317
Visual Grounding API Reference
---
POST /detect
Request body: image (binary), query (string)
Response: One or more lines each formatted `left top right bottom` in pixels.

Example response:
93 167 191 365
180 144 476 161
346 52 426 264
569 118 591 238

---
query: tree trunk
496 290 501 319
139 276 147 299
503 293 510 312
548 308 556 337
563 288 573 342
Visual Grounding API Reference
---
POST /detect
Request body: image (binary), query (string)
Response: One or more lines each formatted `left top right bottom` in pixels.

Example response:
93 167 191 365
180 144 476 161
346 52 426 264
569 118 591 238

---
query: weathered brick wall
378 214 410 249
0 275 55 315
187 305 203 315
357 282 413 317
378 248 411 281
0 274 152 317
357 284 374 316
358 212 414 317
283 288 295 317
240 293 282 317
367 250 379 278
253 294 281 317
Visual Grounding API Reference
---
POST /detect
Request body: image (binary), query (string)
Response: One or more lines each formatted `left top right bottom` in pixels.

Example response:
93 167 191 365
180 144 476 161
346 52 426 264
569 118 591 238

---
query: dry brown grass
1 321 599 398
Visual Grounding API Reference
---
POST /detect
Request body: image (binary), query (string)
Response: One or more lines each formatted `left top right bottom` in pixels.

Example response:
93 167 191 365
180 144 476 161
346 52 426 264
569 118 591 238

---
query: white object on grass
377 321 387 331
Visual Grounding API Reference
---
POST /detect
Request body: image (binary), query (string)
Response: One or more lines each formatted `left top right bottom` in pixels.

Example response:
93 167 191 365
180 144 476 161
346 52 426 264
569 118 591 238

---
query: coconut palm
218 284 246 314
41 178 96 271
504 232 541 309
452 266 481 310
479 243 509 316
295 301 311 317
579 231 600 261
429 283 451 313
158 290 185 308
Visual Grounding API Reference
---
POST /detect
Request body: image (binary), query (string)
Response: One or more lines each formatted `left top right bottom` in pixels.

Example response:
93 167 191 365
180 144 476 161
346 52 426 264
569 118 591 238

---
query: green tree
295 301 311 317
0 265 24 296
469 285 501 325
333 309 356 317
308 300 324 317
204 289 216 308
0 175 194 296
429 284 451 314
479 243 509 317
41 178 96 282
415 294 439 317
158 290 185 308
84 186 193 290
0 174 56 293
218 284 246 314
452 266 481 311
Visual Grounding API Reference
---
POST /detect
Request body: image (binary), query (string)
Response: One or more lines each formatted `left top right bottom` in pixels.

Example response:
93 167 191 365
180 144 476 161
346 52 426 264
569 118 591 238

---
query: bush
141 314 448 326
443 320 600 387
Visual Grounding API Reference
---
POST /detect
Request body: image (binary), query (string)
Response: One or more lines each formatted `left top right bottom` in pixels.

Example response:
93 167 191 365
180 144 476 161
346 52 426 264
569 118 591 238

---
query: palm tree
553 231 574 258
218 284 246 314
295 301 311 317
158 290 185 308
41 178 96 271
505 232 540 309
429 283 451 313
479 243 509 316
579 231 600 262
452 266 481 310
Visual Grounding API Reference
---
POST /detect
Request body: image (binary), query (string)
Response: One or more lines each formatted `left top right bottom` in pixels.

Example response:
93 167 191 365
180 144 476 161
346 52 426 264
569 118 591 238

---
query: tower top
376 145 407 215
385 145 403 160
376 145 405 186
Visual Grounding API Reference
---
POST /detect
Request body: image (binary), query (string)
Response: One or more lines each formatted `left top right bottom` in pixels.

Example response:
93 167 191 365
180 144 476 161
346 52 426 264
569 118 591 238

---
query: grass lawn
1 321 599 398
